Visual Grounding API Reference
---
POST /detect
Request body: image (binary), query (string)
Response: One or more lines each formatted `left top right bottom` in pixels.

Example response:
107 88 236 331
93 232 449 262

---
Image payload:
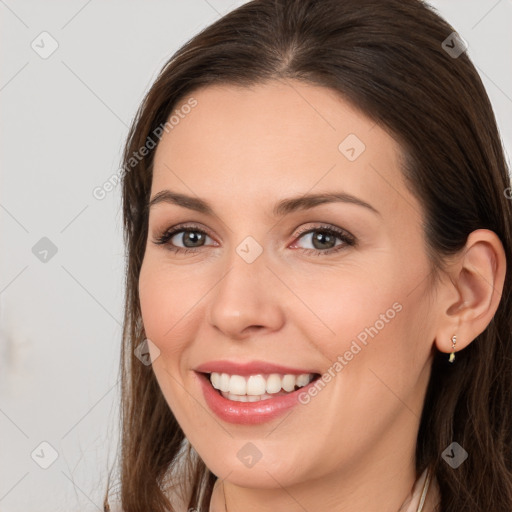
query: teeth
210 372 221 390
247 375 267 395
266 374 282 394
209 371 315 398
282 374 296 392
219 373 230 392
225 392 274 402
296 374 310 387
229 375 246 395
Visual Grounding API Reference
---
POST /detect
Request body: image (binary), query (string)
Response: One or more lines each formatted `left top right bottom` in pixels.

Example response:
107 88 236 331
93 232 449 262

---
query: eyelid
152 221 356 255
292 223 354 241
152 222 216 245
289 223 356 252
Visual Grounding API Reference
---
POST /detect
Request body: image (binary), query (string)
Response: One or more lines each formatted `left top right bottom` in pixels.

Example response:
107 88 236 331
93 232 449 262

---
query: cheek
138 260 203 417
138 258 197 348
292 259 429 390
288 272 429 450
289 268 402 350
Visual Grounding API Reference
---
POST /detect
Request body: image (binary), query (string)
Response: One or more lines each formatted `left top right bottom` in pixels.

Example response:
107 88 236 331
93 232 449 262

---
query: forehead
151 80 419 220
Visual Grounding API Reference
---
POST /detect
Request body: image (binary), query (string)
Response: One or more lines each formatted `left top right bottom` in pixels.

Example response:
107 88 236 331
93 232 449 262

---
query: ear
433 229 507 356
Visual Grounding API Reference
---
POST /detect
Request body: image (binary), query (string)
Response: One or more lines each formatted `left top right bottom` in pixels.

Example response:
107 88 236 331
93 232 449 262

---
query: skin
138 80 506 512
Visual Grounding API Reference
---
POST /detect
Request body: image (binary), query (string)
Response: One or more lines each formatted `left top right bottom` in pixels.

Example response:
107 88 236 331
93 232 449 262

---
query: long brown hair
104 1 512 510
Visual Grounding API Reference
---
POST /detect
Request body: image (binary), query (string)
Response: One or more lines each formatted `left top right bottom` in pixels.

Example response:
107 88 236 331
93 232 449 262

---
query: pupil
184 231 204 247
313 231 334 250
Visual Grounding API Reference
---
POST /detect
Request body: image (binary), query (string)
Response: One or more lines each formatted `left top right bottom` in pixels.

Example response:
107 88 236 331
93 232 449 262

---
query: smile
209 372 316 402
194 361 322 424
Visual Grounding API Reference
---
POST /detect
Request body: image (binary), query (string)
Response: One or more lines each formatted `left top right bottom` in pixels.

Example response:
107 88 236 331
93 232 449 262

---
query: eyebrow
148 190 380 217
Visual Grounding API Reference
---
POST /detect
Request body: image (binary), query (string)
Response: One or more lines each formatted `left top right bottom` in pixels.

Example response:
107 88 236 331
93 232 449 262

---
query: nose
206 247 285 340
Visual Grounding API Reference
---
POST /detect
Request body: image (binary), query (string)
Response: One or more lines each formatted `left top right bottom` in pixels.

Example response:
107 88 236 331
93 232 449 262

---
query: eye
152 222 356 256
290 224 356 255
152 223 216 254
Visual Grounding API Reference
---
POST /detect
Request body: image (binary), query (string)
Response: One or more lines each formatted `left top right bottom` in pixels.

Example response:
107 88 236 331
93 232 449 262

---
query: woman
104 0 512 511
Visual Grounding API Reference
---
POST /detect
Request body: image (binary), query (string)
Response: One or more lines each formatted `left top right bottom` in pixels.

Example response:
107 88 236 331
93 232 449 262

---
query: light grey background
0 1 511 511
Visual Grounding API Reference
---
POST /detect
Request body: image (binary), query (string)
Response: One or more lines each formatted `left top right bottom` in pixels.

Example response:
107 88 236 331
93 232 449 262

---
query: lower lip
196 372 318 425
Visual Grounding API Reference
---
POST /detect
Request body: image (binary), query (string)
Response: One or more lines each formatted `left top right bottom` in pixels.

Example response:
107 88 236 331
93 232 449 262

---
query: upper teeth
209 372 314 396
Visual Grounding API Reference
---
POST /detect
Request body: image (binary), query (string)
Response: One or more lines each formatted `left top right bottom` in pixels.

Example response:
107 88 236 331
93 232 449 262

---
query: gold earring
448 335 457 363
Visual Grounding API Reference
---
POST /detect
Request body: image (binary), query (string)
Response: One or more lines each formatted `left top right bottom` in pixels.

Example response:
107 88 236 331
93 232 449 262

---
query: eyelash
152 223 356 256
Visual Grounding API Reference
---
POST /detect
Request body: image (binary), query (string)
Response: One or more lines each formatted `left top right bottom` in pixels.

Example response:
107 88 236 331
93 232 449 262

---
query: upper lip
195 360 319 376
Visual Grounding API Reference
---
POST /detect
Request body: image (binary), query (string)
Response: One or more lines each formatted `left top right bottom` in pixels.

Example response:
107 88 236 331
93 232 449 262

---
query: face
138 80 438 489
